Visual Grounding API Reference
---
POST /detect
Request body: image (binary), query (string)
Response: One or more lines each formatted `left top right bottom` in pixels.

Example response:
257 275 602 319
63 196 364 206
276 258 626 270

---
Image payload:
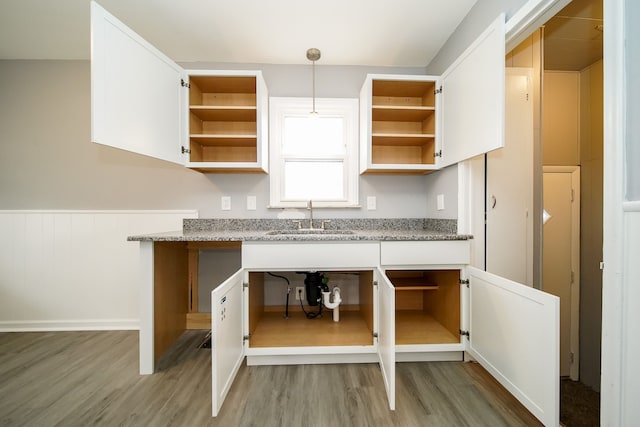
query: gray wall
425 0 529 75
0 59 449 219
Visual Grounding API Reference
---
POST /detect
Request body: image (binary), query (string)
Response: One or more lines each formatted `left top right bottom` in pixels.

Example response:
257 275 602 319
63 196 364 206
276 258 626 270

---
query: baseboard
0 318 139 332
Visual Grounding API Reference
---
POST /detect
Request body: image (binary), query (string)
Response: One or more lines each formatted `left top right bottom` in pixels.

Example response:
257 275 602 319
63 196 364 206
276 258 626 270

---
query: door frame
543 165 581 381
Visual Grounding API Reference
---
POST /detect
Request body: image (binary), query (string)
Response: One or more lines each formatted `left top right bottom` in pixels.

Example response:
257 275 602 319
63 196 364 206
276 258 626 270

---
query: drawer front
380 241 470 266
242 241 380 270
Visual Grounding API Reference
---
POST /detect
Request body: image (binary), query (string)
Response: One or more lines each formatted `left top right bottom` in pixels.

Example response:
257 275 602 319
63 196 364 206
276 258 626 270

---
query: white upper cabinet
90 1 268 173
91 1 185 166
360 14 505 174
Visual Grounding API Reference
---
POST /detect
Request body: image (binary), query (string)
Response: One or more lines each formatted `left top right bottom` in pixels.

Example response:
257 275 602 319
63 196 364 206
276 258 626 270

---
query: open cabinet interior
188 75 258 163
370 79 437 166
247 271 375 348
387 269 461 345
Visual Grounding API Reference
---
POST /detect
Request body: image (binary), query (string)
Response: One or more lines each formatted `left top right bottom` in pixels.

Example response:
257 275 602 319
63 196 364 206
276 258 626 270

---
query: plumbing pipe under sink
321 287 342 322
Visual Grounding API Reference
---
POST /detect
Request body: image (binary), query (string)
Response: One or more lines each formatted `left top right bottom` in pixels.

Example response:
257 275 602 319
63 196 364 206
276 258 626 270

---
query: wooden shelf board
391 278 439 290
190 75 256 93
372 80 436 97
396 310 460 345
248 311 373 348
190 135 257 147
372 106 434 121
186 312 211 330
361 168 434 175
395 285 440 291
190 106 256 122
372 134 435 146
189 166 267 174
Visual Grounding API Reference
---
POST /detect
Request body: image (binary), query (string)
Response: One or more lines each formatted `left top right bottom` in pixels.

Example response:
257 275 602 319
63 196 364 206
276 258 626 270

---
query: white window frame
269 97 359 208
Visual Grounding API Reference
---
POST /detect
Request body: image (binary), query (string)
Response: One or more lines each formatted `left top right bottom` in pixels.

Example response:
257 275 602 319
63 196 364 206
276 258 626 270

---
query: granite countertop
127 218 472 242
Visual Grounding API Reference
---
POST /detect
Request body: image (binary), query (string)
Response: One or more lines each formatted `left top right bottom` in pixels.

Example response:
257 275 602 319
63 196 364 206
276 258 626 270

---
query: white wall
0 210 196 331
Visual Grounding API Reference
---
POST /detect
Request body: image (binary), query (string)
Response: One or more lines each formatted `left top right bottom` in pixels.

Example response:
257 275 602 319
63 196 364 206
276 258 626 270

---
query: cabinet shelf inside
189 135 257 147
372 106 434 122
248 311 373 348
189 106 257 122
396 311 459 345
372 134 435 146
393 277 440 290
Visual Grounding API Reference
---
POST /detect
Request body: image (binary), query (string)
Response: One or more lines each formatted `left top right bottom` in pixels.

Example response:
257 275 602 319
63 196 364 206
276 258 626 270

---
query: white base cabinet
205 240 559 425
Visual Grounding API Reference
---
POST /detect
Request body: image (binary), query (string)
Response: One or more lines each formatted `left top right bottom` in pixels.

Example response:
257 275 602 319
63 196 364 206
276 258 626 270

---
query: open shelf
362 77 439 173
387 270 461 346
396 311 459 344
187 74 263 170
247 271 374 349
249 311 373 348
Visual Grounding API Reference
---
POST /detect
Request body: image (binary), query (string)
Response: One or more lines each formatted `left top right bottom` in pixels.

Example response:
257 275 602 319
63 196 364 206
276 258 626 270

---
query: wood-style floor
0 330 541 426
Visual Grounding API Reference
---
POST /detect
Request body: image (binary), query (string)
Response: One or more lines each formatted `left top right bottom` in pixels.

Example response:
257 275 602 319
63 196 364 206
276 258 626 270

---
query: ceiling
544 0 603 70
0 0 477 67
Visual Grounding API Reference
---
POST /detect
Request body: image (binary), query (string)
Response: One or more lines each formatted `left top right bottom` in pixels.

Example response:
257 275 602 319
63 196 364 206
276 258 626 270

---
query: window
269 97 359 207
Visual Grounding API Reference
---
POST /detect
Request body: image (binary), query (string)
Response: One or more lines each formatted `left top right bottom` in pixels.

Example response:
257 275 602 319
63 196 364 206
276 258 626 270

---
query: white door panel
91 1 184 165
211 268 245 417
375 267 396 410
486 68 534 285
467 266 559 426
439 14 506 167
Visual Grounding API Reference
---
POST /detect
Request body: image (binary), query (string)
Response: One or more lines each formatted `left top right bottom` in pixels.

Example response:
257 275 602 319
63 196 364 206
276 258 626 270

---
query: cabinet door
211 268 245 417
375 267 396 410
438 14 505 168
466 266 559 426
90 1 185 165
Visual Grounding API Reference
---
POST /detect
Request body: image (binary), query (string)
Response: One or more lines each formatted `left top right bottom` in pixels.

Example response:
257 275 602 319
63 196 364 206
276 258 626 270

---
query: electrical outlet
295 286 305 301
246 195 257 211
221 196 231 211
367 196 377 210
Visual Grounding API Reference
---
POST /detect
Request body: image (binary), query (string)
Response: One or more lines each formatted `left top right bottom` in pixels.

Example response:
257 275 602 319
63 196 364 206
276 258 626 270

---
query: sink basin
266 229 355 235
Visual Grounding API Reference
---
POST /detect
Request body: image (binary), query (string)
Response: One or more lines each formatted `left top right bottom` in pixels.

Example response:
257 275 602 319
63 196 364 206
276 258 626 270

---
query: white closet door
486 68 534 285
91 1 184 165
439 14 506 168
211 269 245 417
375 267 396 410
466 266 559 426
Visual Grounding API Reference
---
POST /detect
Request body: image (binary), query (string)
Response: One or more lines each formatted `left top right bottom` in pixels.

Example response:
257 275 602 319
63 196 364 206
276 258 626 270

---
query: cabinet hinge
373 280 378 287
243 282 249 289
373 332 379 339
181 146 191 154
571 189 575 202
459 278 470 287
180 78 190 88
434 86 443 95
570 271 575 284
434 150 442 158
459 329 470 339
243 334 250 342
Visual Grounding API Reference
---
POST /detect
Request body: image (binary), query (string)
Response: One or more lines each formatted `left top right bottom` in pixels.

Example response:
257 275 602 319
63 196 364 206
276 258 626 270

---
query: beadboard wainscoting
0 210 197 331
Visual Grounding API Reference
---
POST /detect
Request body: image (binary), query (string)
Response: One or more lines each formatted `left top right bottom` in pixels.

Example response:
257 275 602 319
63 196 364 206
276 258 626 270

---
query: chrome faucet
307 200 314 230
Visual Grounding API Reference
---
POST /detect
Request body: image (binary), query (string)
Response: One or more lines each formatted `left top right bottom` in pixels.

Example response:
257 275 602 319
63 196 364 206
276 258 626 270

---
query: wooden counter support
140 240 244 374
154 242 189 364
